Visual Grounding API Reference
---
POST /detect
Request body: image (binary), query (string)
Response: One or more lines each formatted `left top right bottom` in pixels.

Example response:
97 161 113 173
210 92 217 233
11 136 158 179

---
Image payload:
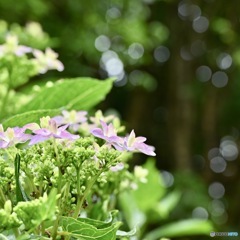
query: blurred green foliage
119 159 213 239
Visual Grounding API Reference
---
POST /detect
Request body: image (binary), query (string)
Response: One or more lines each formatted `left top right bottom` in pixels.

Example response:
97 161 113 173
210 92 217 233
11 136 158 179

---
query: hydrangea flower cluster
0 124 31 148
0 110 155 156
0 110 155 238
91 121 156 156
0 34 64 74
24 116 79 145
0 32 64 120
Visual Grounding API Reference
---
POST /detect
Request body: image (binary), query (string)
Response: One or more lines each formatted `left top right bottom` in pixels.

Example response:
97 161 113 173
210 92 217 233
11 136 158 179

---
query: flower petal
91 128 104 139
136 143 156 156
29 135 50 145
24 123 40 131
33 128 52 137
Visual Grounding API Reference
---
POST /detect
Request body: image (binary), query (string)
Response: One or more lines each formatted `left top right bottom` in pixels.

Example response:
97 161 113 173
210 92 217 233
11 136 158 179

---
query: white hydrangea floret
134 166 148 183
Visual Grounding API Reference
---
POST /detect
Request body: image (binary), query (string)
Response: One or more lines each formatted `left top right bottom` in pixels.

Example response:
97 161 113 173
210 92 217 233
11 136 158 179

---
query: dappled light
161 170 174 188
95 35 111 52
192 16 209 33
192 206 209 220
211 71 228 88
217 53 232 70
196 65 212 82
210 156 227 173
154 45 170 63
208 182 225 199
128 42 144 60
178 2 201 21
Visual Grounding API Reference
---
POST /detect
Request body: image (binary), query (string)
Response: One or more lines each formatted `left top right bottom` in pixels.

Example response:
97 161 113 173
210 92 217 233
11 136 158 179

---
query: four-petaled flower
91 120 121 147
53 110 87 132
119 130 156 156
24 116 79 145
0 124 31 148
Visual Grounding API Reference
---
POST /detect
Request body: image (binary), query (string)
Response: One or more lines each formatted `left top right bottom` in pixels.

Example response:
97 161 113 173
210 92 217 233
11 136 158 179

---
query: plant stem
52 139 63 193
41 221 45 236
25 171 38 193
51 213 60 240
0 187 7 207
72 171 102 219
13 228 20 238
51 139 63 240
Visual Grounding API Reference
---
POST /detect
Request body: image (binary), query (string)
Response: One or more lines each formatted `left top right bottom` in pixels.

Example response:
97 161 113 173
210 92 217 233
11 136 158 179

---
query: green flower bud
4 200 12 214
0 201 22 231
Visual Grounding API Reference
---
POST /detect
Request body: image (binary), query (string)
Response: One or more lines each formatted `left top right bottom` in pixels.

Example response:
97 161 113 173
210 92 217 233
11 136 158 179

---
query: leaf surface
59 215 121 240
2 109 60 128
144 219 214 239
17 78 113 113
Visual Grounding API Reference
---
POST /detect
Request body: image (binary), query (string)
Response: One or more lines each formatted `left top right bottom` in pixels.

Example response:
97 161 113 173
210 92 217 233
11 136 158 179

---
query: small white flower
134 166 148 183
33 48 64 74
0 34 32 57
110 162 124 172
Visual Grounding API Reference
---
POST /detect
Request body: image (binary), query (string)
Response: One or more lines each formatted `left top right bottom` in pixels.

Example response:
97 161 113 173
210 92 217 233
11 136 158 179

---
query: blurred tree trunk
126 87 148 132
202 87 218 179
168 54 194 171
167 5 195 171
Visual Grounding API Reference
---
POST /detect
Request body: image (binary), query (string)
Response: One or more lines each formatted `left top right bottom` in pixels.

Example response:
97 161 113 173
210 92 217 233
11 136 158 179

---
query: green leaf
17 77 114 113
59 213 121 240
155 191 181 219
118 191 146 230
75 210 118 229
116 228 137 238
14 189 58 231
143 219 214 240
2 78 113 128
14 154 30 202
2 109 61 128
132 158 166 212
32 189 58 227
0 233 11 240
17 233 50 240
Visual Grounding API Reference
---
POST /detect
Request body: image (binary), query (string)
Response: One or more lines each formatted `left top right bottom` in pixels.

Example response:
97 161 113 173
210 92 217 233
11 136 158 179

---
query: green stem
51 139 63 239
72 171 102 219
13 228 20 238
0 187 7 207
52 138 60 160
62 182 70 214
25 171 38 194
62 182 71 240
52 139 63 193
76 167 81 198
51 203 64 240
41 221 45 236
